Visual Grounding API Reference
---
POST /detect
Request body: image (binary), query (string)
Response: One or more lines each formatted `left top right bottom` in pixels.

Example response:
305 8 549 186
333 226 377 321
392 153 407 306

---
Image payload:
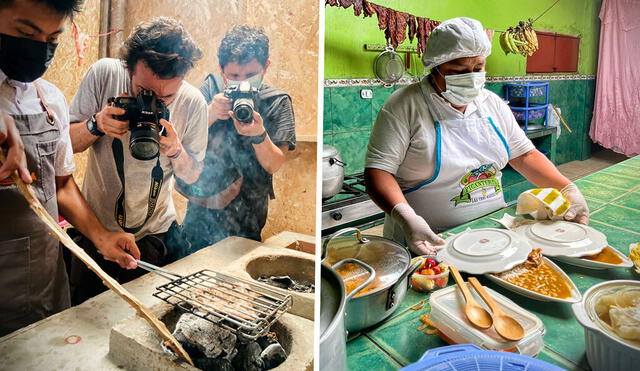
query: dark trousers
67 229 168 306
166 195 267 262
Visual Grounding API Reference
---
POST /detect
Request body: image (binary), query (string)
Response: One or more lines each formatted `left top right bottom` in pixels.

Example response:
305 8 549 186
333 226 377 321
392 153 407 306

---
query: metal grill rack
138 261 292 341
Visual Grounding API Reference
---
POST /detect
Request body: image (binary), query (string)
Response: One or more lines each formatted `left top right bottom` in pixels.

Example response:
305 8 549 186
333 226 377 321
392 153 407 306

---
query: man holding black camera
167 25 296 259
68 17 207 304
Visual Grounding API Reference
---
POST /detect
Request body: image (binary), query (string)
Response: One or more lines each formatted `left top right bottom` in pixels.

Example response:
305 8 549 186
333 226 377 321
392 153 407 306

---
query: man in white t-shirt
68 17 208 304
0 0 141 335
365 17 589 256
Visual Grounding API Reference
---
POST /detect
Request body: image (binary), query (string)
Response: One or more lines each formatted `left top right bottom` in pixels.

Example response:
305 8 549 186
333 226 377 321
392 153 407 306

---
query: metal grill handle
136 259 183 281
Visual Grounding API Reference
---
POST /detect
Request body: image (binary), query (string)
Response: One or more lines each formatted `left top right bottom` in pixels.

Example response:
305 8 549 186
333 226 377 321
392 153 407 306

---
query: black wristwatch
86 114 104 137
248 130 267 145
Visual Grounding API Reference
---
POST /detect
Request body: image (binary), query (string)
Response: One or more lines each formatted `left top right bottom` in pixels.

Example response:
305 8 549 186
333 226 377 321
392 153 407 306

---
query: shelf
525 127 556 139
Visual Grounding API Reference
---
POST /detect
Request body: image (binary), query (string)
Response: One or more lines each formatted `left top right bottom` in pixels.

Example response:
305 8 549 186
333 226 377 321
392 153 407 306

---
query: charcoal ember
260 343 287 369
257 275 314 293
256 333 277 350
173 313 237 360
232 341 264 371
194 357 235 371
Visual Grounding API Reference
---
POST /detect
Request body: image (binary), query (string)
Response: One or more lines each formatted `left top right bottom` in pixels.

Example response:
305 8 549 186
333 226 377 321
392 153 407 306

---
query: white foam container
429 284 545 357
572 280 640 371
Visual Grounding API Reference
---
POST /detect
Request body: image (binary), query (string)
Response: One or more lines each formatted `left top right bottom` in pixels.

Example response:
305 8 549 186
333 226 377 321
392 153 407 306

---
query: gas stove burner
321 172 384 234
322 173 368 205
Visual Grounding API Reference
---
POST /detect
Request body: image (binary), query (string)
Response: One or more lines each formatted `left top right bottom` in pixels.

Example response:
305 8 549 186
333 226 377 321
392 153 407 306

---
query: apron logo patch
451 164 502 206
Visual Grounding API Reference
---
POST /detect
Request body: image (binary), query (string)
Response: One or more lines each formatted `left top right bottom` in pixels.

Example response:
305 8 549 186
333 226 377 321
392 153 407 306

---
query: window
526 31 580 73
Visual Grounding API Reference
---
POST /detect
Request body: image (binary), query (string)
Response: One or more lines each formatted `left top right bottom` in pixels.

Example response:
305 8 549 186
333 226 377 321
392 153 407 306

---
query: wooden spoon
468 277 525 341
449 266 493 329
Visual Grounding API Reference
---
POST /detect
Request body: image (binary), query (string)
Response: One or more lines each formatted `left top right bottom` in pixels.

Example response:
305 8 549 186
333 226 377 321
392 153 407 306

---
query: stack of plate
514 221 633 269
436 228 532 275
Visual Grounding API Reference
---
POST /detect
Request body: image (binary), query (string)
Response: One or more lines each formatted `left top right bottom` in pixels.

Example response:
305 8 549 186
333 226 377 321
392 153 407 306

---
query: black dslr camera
224 81 259 124
108 90 170 161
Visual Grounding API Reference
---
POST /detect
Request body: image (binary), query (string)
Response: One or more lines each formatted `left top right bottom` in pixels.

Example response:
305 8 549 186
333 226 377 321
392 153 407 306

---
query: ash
173 313 287 371
257 275 315 293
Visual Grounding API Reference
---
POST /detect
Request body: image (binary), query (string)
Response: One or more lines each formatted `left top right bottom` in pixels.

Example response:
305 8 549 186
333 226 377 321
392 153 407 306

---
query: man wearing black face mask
166 25 296 260
0 0 141 336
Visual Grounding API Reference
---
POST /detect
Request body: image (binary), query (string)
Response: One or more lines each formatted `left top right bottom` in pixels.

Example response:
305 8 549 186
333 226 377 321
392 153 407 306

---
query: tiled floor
349 156 640 370
556 149 629 180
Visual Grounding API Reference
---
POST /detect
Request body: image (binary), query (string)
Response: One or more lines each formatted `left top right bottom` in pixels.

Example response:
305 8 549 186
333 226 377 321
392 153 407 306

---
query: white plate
437 228 532 275
485 257 582 303
515 221 607 257
553 247 634 270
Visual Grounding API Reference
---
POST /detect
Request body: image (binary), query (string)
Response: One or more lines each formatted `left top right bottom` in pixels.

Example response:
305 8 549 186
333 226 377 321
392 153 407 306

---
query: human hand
0 111 32 183
209 93 232 122
94 231 140 269
96 94 130 139
230 111 266 137
561 183 589 225
158 119 182 158
391 203 445 255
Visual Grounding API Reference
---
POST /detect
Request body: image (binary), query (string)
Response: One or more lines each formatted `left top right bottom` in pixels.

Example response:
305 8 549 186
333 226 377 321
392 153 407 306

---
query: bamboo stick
0 151 193 366
552 105 572 134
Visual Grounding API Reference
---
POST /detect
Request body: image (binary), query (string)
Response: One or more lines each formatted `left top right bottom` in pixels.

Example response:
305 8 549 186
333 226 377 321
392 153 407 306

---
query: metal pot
322 145 346 199
319 260 374 371
322 227 421 333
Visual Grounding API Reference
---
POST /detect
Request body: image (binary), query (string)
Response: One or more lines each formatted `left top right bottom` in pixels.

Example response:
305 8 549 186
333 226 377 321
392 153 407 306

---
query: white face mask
436 68 486 106
226 72 263 90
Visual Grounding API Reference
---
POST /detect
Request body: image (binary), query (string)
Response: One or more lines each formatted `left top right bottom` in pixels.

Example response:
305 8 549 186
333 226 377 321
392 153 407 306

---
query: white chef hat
422 17 492 71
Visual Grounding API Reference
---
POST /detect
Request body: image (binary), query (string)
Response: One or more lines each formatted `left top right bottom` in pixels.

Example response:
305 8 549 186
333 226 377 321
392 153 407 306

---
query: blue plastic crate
400 344 564 371
510 104 548 131
506 82 549 99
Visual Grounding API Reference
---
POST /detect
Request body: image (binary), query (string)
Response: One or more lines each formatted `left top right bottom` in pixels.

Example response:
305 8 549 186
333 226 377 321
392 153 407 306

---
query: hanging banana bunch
499 19 539 57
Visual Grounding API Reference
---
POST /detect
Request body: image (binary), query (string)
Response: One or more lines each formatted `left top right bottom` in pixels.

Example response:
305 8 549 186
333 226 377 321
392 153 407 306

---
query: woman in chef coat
365 17 589 256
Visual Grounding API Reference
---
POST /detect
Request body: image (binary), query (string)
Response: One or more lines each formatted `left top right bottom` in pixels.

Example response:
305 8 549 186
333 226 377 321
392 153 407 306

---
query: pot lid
322 145 339 158
319 264 346 340
437 228 532 274
323 229 410 297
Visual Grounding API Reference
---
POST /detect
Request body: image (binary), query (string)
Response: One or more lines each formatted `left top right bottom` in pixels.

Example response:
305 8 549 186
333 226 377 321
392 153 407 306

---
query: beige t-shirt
70 58 207 238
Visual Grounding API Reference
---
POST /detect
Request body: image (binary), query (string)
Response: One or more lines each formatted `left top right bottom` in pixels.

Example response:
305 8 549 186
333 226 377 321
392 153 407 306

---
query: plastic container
572 280 640 371
400 344 563 371
429 284 545 357
410 268 449 292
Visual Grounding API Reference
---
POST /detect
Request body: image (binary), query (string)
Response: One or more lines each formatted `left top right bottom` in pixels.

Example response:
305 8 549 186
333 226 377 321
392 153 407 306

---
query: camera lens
233 98 254 124
130 121 160 160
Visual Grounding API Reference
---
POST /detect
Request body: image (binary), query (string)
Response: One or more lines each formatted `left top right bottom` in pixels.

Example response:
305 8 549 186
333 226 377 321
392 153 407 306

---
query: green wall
325 0 602 78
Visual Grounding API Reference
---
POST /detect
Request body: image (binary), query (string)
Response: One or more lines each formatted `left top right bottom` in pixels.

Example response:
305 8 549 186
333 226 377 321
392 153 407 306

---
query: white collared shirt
0 69 76 176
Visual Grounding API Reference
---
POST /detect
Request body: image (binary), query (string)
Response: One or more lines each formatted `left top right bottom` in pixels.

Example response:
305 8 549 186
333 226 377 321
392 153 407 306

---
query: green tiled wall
323 78 596 200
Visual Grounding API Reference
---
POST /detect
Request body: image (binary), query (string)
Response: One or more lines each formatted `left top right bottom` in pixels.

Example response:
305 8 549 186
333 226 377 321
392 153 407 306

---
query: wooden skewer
551 105 572 133
0 151 193 366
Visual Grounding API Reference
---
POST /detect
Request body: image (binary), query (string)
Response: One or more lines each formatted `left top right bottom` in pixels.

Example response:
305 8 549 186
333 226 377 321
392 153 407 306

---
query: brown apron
0 82 70 336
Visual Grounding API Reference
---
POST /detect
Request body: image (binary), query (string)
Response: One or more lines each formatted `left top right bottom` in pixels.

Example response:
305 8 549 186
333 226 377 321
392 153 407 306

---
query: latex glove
391 203 445 255
561 183 589 225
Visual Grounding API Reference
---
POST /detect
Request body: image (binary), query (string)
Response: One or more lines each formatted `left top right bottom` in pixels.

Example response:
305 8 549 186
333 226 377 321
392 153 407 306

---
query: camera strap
112 138 164 234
